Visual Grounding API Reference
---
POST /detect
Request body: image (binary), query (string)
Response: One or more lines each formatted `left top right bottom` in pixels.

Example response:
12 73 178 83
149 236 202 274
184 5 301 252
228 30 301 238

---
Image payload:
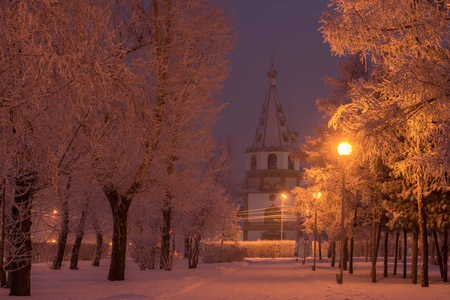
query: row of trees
0 0 238 296
293 0 450 287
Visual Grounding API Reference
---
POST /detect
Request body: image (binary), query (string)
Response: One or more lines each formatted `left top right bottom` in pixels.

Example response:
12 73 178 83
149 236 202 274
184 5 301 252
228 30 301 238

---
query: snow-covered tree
0 0 129 294
321 0 450 287
84 0 236 280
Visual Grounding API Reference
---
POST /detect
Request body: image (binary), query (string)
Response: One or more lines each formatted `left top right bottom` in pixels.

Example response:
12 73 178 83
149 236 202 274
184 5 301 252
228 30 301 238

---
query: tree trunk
399 237 402 263
327 239 332 259
160 207 172 270
1 177 7 287
403 228 407 279
442 229 447 282
384 230 389 277
371 217 378 282
412 227 418 284
331 241 336 267
343 236 348 271
188 236 201 269
70 202 89 270
91 212 103 267
104 188 131 281
393 231 399 276
349 236 354 274
302 236 307 265
319 235 322 260
433 230 444 279
52 199 70 270
417 180 429 287
9 176 34 296
92 229 103 267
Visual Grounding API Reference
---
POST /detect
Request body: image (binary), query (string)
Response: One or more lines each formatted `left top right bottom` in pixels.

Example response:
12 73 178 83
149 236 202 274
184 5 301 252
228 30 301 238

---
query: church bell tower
241 60 301 241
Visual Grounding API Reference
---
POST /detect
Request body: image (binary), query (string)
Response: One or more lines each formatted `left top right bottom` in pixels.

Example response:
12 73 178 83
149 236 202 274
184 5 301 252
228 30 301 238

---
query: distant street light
312 192 321 271
337 142 352 284
281 193 287 240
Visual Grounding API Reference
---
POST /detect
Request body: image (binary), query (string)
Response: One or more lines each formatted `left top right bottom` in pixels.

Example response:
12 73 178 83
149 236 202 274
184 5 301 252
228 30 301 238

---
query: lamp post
280 193 287 240
312 192 321 271
337 142 352 284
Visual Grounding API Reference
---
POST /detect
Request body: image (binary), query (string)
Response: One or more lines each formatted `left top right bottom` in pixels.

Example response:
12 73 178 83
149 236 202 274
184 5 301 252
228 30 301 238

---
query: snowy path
0 258 448 299
164 258 449 300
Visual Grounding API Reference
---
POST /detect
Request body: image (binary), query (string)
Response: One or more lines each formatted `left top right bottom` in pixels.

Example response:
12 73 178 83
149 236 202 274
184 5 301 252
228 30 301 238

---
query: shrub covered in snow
240 240 295 258
202 243 246 263
202 240 295 262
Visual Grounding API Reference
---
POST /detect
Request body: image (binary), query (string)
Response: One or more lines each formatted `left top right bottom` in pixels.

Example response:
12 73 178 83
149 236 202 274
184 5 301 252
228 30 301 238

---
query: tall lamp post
312 192 321 271
280 193 287 240
337 142 352 284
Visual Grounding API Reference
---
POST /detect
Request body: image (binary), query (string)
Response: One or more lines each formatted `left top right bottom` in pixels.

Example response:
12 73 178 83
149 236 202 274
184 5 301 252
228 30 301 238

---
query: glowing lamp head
338 142 352 156
281 194 287 199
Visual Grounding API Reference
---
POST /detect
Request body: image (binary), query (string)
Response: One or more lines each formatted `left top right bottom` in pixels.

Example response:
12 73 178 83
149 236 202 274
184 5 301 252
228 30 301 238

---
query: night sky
215 0 338 179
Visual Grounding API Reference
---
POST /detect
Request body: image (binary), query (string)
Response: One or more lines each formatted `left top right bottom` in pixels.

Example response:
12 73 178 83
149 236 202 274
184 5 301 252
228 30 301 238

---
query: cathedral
241 65 302 241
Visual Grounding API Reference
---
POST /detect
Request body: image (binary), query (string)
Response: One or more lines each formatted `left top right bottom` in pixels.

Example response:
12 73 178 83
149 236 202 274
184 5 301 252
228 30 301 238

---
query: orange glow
338 142 352 156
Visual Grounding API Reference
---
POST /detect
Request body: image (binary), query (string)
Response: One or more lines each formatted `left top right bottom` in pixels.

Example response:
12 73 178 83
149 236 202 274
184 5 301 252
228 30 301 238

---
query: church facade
241 67 302 241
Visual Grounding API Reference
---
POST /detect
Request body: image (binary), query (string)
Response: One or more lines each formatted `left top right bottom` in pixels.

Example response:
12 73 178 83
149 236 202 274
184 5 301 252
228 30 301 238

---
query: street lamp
337 142 352 284
312 192 321 271
280 193 287 240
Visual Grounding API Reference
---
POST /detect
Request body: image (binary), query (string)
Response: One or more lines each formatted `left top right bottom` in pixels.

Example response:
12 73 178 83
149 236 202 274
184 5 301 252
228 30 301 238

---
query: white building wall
247 193 295 223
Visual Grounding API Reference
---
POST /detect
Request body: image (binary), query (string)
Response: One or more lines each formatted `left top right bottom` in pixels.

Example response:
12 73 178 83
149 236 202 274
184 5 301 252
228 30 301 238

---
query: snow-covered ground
0 258 448 299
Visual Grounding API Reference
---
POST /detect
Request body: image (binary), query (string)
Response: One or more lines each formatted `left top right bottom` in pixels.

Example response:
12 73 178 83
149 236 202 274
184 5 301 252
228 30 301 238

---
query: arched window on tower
288 156 294 170
268 154 277 169
251 155 257 170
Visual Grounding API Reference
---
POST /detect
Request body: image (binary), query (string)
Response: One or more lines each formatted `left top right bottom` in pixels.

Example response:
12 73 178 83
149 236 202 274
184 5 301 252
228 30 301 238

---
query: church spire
247 55 297 152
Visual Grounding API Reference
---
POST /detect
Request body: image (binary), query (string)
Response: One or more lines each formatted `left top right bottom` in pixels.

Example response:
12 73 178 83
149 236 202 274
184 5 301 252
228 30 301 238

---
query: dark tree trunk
1 177 7 287
371 218 378 282
417 183 429 287
91 212 103 267
442 229 448 282
349 236 354 274
412 227 418 284
403 228 407 279
104 188 131 281
393 231 399 276
160 207 172 270
327 239 332 259
70 202 89 270
52 199 70 270
331 241 336 267
302 236 307 265
343 236 348 271
92 228 103 267
319 235 322 260
9 176 34 296
433 230 444 279
399 237 403 263
384 230 389 277
188 236 201 269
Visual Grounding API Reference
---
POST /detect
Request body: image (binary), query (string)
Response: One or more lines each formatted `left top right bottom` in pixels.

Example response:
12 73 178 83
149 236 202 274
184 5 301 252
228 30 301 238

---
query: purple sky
214 0 338 178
